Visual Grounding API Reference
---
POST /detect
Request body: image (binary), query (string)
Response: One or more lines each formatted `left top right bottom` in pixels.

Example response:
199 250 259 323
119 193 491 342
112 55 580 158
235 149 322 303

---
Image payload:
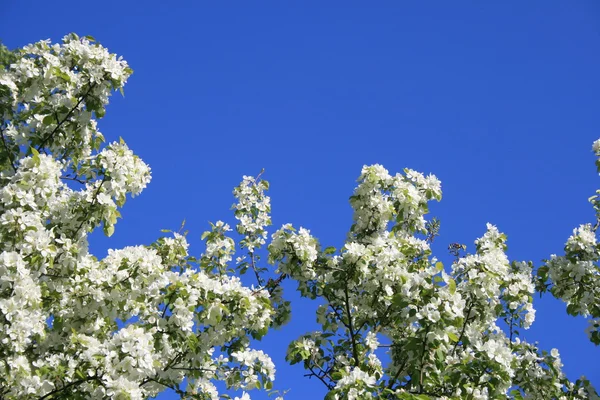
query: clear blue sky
2 1 600 398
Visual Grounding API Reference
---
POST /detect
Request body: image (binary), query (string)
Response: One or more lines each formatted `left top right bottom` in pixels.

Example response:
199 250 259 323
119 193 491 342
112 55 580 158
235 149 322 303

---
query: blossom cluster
533 141 600 347
0 36 279 399
1 33 599 400
273 164 598 399
539 222 600 346
233 175 271 253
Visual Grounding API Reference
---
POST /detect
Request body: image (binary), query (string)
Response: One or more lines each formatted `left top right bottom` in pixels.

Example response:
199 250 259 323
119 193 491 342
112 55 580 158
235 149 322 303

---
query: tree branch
37 83 96 151
343 281 360 367
0 127 16 172
38 375 100 400
451 301 474 358
305 365 334 390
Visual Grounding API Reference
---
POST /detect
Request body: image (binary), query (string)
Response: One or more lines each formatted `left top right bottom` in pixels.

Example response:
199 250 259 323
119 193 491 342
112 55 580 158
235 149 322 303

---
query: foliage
0 34 598 400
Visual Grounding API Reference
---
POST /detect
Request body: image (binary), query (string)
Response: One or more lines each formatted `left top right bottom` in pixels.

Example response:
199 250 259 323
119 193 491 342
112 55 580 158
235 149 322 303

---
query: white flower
593 139 600 156
234 393 251 400
365 331 379 351
336 368 376 390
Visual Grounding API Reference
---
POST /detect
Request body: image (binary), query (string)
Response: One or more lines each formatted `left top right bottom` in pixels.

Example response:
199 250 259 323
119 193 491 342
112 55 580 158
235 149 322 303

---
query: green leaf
52 66 71 82
436 348 445 362
392 294 408 308
447 331 459 342
324 391 338 400
330 371 343 380
42 115 55 125
187 334 199 351
324 246 336 255
104 224 115 237
537 265 549 279
435 261 444 272
448 278 456 295
29 147 41 166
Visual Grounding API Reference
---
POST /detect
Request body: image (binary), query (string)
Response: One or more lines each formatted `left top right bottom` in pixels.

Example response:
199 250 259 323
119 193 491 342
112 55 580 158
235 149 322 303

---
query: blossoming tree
0 35 598 400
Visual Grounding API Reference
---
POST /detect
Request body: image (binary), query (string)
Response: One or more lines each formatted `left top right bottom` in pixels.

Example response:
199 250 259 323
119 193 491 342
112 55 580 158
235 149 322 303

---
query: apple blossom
1 34 599 400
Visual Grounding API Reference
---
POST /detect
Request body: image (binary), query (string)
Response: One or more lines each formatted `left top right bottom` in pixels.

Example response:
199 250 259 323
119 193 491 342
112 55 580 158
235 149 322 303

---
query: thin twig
343 281 360 367
0 127 16 172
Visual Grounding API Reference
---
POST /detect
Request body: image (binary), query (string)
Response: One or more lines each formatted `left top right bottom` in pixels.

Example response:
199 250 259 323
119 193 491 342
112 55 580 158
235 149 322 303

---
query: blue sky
2 1 600 398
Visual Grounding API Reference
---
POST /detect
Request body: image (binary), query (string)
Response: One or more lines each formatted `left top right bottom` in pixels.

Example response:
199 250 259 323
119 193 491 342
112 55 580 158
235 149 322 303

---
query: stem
327 304 349 329
142 377 186 396
170 367 216 373
161 290 177 319
0 127 16 172
509 311 515 345
343 281 360 367
37 83 96 151
60 174 88 184
38 376 100 400
249 251 264 286
451 301 474 358
74 175 107 236
305 365 334 390
387 356 407 390
418 325 430 391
